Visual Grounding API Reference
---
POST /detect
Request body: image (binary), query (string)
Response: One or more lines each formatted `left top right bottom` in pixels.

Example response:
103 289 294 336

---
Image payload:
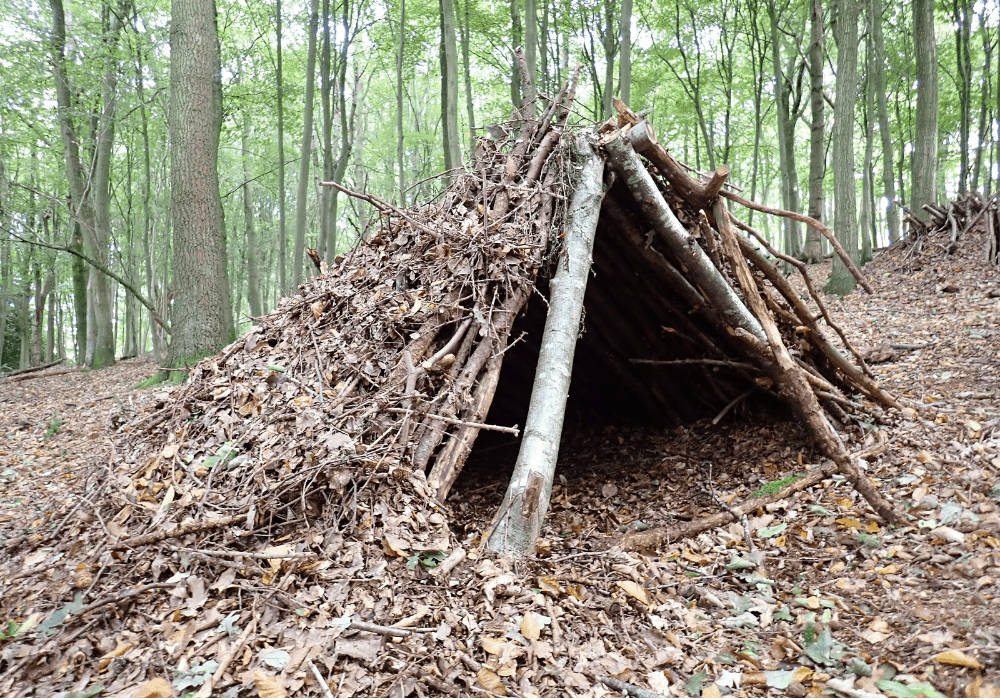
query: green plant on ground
751 473 801 497
45 411 66 439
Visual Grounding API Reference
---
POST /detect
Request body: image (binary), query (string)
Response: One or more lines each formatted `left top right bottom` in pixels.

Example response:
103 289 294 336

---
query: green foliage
751 474 800 497
44 411 66 440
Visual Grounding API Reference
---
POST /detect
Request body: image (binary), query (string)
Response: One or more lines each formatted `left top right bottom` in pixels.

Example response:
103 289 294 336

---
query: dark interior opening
458 189 792 494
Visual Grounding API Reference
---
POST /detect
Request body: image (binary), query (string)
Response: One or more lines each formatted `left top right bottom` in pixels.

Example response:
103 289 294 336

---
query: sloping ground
1 228 998 698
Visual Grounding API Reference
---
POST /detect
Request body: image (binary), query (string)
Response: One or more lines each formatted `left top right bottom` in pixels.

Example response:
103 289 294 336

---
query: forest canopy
0 0 997 370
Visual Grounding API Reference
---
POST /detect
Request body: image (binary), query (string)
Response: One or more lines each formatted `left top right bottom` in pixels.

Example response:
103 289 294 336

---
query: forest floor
1 227 999 698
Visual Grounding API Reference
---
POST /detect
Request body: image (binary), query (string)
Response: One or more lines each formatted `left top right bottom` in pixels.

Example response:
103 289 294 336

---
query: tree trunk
440 0 461 172
70 226 87 364
911 0 938 219
802 0 824 262
461 0 476 154
318 0 333 261
525 0 538 94
396 0 406 197
48 0 118 369
824 0 859 295
970 3 993 193
953 0 972 192
619 0 631 107
868 0 898 243
487 136 603 557
276 0 288 295
135 22 163 359
602 0 615 119
293 0 320 288
510 0 523 109
766 0 802 257
242 109 263 318
166 0 235 368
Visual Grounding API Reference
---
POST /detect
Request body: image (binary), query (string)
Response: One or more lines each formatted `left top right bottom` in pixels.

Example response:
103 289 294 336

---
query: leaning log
487 135 604 556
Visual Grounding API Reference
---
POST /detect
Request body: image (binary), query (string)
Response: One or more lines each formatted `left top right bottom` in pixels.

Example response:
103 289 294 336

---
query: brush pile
1 70 913 697
903 192 1000 265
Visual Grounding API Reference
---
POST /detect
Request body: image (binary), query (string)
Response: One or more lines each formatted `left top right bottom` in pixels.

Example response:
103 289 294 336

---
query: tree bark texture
825 0 859 296
868 0 899 243
619 0 631 107
167 0 234 366
293 0 319 288
440 0 462 172
276 0 288 294
911 0 938 220
802 0 824 262
487 136 604 557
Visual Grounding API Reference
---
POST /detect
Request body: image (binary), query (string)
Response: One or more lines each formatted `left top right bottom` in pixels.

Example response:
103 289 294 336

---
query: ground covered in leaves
2 225 999 698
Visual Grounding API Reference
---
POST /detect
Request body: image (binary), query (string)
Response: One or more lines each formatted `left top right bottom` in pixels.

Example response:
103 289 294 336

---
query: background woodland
0 0 997 371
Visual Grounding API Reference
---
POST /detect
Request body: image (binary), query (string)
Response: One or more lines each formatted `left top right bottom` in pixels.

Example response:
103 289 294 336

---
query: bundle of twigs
903 192 1000 264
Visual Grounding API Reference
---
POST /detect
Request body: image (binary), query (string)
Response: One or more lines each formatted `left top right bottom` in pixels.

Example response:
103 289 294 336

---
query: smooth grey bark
619 0 631 106
166 0 234 367
911 0 938 219
487 136 603 557
293 0 319 287
601 0 615 118
440 0 461 171
276 0 288 294
525 0 538 92
861 52 875 263
134 19 163 358
825 0 859 296
606 136 766 342
868 0 898 243
242 108 263 318
953 0 972 192
802 0 824 262
396 0 406 197
319 0 333 260
765 0 802 257
510 0 522 108
460 0 476 154
48 0 118 369
971 2 993 193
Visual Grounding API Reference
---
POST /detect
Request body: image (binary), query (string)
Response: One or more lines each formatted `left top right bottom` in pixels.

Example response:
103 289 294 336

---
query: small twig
110 512 249 550
70 582 164 620
386 408 519 435
711 388 755 425
319 179 438 237
309 660 334 698
600 675 664 698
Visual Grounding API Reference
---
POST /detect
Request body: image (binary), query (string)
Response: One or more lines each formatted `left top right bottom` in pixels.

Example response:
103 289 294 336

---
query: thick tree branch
4 225 170 333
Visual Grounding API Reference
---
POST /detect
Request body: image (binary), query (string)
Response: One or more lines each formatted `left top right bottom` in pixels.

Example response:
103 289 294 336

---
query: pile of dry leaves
2 185 999 698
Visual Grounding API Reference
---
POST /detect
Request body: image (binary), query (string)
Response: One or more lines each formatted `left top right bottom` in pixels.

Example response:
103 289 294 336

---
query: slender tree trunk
461 0 476 154
48 0 118 369
825 0 859 295
276 0 288 294
619 0 631 107
971 7 993 193
911 0 938 219
766 0 801 257
441 0 461 171
868 0 898 243
602 0 615 118
525 0 538 92
135 20 163 358
396 0 406 197
953 0 972 192
166 0 235 367
487 137 603 556
326 3 356 258
510 0 523 109
862 51 875 261
318 0 333 260
70 225 87 364
802 0 824 262
242 109 263 318
293 0 320 288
